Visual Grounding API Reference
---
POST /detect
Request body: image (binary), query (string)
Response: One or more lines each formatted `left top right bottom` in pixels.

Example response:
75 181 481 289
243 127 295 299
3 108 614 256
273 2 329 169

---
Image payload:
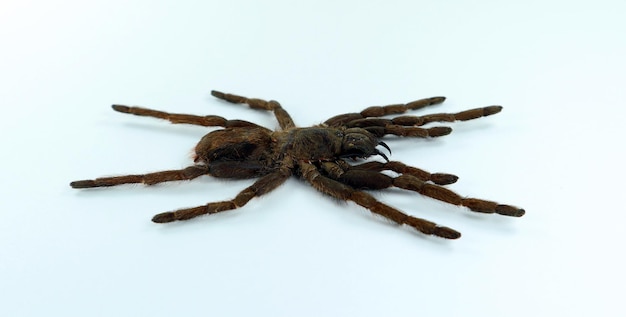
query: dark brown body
70 90 524 240
196 125 383 177
194 126 275 178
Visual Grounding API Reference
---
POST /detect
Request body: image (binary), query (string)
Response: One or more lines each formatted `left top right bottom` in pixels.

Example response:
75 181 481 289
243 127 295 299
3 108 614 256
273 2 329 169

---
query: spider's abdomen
194 127 274 178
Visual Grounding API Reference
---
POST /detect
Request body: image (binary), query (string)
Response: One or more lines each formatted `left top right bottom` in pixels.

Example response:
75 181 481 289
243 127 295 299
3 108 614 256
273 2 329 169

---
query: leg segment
70 165 209 188
319 161 457 186
210 90 296 130
151 169 291 223
111 105 262 128
345 161 459 185
324 96 446 127
363 125 453 138
299 161 461 239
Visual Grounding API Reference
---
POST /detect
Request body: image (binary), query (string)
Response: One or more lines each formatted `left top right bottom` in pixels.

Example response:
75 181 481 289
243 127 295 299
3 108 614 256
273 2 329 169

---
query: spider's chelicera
70 90 524 239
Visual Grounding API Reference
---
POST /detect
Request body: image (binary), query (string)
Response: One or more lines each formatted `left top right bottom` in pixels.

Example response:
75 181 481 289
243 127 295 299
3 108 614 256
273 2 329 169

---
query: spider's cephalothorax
70 90 524 239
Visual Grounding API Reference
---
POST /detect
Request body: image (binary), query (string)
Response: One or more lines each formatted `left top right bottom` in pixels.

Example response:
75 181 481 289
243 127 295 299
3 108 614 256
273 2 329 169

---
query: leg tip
112 104 130 113
70 180 96 188
434 226 462 239
210 90 224 98
152 212 176 223
496 205 525 217
431 173 459 185
427 126 453 137
406 96 446 110
431 96 446 104
484 105 503 116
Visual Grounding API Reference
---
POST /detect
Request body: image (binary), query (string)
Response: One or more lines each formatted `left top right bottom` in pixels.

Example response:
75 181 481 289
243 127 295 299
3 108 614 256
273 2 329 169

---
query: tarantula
70 90 524 239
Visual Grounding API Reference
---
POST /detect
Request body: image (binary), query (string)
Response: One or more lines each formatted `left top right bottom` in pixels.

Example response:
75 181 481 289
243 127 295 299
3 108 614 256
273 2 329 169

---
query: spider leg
299 161 461 239
362 125 453 138
322 163 524 217
392 174 524 216
210 90 296 130
344 106 503 128
70 165 209 188
338 105 502 138
151 169 291 223
324 161 458 185
324 96 446 127
111 105 262 128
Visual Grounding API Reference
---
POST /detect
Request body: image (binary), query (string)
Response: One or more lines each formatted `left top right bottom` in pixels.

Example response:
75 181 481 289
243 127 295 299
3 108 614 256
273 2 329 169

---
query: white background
1 0 625 316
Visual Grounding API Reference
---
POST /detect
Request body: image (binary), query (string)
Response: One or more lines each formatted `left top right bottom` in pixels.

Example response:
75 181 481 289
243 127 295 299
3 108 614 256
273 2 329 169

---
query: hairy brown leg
324 96 446 127
336 161 458 185
111 105 262 128
210 90 296 130
392 174 525 217
319 162 523 217
300 161 460 239
152 169 291 223
70 165 209 188
363 125 453 138
344 105 502 128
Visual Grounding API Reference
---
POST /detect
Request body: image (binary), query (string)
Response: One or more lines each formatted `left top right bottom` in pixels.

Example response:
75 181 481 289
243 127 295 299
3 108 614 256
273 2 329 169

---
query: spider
70 90 524 239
